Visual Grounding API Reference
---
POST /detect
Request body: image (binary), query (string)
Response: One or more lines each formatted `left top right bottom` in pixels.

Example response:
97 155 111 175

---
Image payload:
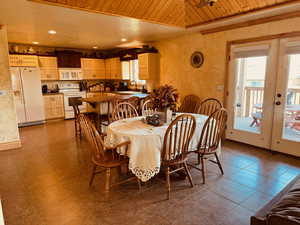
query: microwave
59 68 83 80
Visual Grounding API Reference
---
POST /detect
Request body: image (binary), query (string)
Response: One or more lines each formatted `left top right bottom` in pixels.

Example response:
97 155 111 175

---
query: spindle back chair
112 102 138 122
178 95 201 113
190 108 227 184
197 98 222 116
161 114 196 199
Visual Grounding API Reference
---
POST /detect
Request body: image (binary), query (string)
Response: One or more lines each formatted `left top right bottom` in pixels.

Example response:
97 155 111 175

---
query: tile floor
1 120 300 225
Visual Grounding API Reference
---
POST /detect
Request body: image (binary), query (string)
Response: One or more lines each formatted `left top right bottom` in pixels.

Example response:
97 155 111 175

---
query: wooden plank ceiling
28 0 299 28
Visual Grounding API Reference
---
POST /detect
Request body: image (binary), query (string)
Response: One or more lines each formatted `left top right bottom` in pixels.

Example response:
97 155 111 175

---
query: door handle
275 101 281 106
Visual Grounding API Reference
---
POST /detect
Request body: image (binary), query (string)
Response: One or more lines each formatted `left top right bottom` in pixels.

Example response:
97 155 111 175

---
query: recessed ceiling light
32 41 39 45
92 46 98 49
48 30 57 34
121 38 127 42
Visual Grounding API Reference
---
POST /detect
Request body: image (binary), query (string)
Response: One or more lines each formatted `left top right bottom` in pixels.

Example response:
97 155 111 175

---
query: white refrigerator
10 67 45 126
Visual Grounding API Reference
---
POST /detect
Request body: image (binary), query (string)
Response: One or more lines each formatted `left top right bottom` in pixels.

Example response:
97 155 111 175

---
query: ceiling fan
196 0 218 8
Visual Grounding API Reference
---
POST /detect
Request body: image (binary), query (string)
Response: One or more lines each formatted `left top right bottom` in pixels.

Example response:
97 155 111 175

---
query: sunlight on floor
235 117 300 142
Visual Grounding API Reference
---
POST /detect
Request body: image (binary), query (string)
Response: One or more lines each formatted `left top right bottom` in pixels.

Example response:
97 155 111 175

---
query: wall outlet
216 85 224 92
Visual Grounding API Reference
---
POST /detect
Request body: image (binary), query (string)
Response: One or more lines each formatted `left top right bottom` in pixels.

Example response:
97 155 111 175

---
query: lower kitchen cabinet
43 94 65 120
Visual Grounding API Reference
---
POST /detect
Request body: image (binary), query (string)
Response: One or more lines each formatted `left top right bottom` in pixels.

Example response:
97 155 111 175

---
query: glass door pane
233 56 267 134
282 54 300 142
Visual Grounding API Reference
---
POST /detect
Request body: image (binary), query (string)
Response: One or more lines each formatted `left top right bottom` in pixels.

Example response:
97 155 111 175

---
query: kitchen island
82 92 148 131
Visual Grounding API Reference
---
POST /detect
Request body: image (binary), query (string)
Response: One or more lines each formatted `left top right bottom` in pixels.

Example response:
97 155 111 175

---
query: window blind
232 44 270 58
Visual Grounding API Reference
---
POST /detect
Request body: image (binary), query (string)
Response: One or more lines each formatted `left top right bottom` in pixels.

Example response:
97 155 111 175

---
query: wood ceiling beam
186 0 299 28
199 10 300 35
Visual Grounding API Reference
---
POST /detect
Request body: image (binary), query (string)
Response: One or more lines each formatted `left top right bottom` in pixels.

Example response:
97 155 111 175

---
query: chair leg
74 119 78 136
197 152 201 165
105 168 111 193
89 164 97 186
137 178 142 191
183 162 194 187
201 156 206 184
166 167 171 200
250 118 256 127
79 121 82 137
215 153 224 175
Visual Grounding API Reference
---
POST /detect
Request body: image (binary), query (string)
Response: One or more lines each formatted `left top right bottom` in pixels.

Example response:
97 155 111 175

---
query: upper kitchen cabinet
81 58 106 80
38 56 59 80
138 53 159 80
105 57 122 79
9 55 39 67
56 51 81 68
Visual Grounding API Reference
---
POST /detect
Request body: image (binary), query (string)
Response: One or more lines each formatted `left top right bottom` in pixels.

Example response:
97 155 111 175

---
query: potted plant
149 84 179 123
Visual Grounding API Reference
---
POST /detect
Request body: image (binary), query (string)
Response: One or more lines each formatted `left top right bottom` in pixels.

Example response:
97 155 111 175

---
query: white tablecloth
105 113 221 182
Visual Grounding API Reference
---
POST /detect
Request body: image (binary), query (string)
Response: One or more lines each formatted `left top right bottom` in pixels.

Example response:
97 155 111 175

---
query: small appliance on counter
141 85 148 93
41 84 59 94
42 85 48 94
117 81 129 91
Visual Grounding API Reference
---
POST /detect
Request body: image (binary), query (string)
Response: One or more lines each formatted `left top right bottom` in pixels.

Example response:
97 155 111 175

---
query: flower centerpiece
149 84 179 122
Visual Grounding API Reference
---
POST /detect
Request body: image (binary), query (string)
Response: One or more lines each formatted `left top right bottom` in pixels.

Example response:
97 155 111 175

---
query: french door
227 38 300 157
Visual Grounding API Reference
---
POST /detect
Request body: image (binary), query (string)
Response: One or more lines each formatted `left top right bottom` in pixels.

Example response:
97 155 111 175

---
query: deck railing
241 87 300 117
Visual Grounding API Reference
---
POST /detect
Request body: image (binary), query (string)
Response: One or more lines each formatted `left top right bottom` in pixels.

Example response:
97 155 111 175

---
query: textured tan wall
154 17 300 104
0 26 20 148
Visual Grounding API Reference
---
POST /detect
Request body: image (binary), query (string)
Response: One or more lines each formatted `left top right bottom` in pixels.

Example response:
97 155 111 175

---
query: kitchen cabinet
9 54 39 67
56 51 81 68
43 94 65 120
138 53 159 80
105 57 122 79
86 92 99 112
38 56 59 80
81 58 106 80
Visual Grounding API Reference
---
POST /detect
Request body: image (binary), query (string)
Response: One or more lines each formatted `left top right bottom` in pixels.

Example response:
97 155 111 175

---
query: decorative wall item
190 51 204 68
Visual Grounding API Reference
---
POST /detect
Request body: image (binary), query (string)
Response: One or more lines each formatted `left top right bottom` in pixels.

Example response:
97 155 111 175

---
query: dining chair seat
91 156 128 168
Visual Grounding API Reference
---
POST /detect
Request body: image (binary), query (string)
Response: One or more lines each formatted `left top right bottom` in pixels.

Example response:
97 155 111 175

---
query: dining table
104 113 221 182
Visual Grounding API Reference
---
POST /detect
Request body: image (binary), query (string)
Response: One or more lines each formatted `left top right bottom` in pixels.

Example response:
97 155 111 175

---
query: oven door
63 93 86 118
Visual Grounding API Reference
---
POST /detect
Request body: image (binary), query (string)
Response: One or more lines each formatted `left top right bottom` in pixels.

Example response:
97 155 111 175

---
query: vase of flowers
150 84 179 123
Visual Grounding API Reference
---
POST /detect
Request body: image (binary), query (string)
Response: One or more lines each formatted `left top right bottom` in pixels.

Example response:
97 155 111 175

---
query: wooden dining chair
69 97 96 137
197 98 222 116
161 114 196 199
142 99 157 116
189 108 227 184
78 114 141 192
126 96 140 113
112 102 139 122
178 94 201 113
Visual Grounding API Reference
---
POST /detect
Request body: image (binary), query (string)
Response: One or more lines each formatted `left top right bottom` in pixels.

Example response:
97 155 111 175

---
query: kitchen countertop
42 93 63 96
82 92 148 104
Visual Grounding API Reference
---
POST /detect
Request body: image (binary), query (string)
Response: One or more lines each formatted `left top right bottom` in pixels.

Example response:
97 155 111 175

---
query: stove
59 83 86 119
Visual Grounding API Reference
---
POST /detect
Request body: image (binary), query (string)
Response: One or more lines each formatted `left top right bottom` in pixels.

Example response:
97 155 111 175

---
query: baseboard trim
0 140 21 151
